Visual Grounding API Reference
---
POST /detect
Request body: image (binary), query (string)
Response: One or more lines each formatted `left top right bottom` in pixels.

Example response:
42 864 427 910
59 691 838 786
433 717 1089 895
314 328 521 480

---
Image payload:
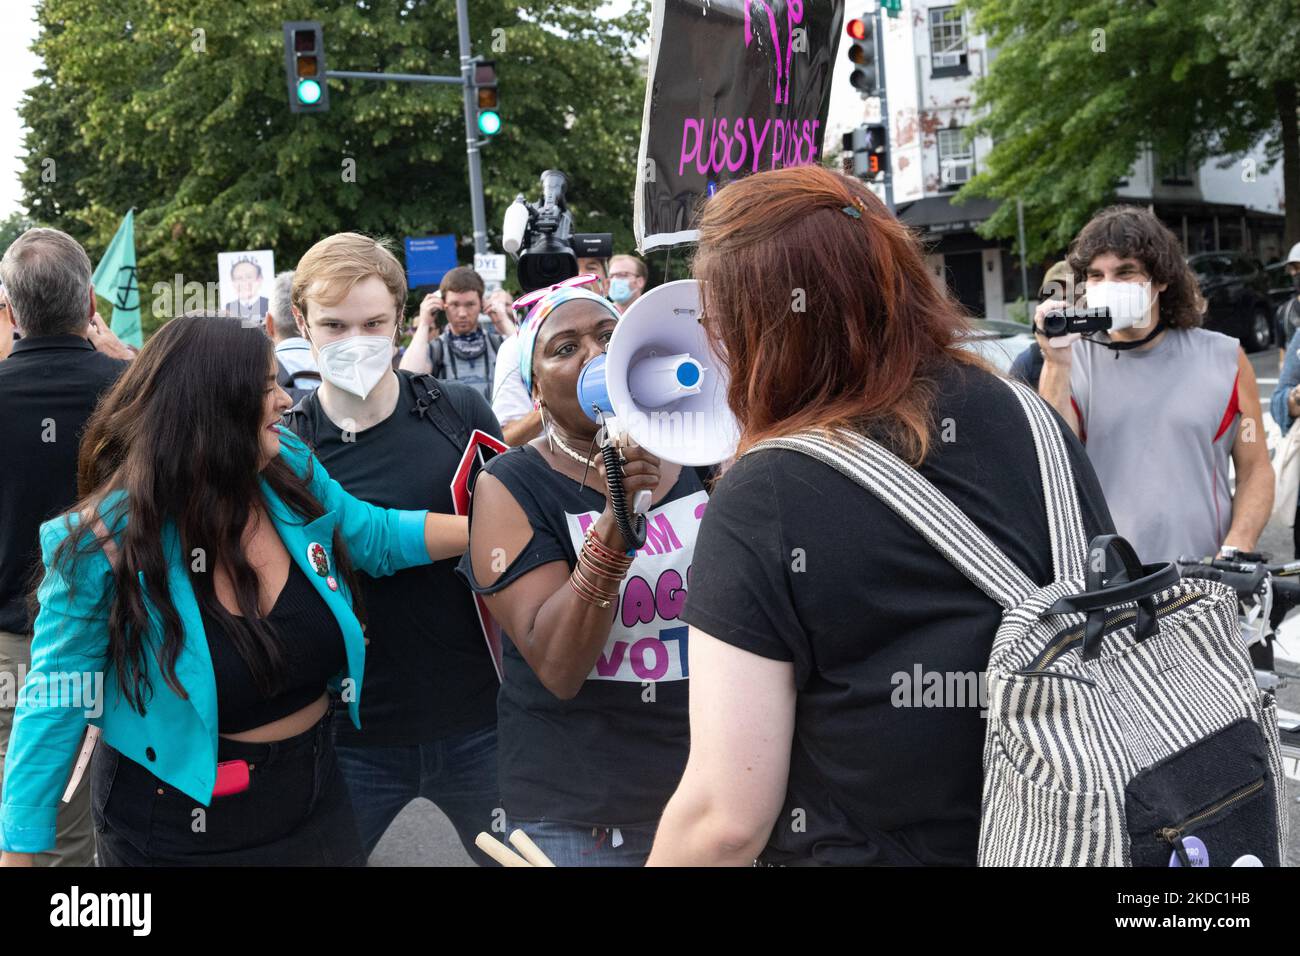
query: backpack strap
748 428 1036 610
1000 379 1088 582
282 395 317 448
275 357 295 389
744 378 1090 609
411 373 472 452
427 335 445 378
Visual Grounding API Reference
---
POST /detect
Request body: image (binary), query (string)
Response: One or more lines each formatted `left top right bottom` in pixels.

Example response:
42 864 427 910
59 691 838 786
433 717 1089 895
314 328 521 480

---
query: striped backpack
750 378 1289 867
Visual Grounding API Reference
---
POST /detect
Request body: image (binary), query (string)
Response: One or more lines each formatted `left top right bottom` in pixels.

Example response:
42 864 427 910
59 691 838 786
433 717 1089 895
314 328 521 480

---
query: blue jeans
506 817 658 867
333 722 499 866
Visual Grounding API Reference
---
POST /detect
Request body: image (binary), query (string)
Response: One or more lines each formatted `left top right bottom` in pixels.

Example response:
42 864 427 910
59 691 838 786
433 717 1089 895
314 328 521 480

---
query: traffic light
842 123 888 182
846 15 878 97
283 21 329 114
474 60 500 137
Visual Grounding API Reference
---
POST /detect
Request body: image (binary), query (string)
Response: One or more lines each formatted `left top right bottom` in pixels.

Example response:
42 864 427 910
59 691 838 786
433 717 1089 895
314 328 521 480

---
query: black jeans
91 707 363 866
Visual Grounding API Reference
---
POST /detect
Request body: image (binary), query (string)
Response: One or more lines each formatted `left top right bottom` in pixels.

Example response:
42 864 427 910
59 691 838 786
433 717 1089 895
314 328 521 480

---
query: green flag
91 209 141 347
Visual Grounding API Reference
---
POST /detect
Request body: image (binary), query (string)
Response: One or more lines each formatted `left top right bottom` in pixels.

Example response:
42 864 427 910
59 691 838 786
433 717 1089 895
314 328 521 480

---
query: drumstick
474 832 533 867
509 828 556 867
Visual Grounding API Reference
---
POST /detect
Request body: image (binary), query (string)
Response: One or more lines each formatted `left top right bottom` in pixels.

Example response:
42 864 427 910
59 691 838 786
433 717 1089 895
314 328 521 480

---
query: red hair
692 165 985 464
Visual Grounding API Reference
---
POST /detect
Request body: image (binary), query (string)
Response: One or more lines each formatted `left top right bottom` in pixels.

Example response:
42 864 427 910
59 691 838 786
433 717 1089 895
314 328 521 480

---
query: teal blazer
0 428 432 854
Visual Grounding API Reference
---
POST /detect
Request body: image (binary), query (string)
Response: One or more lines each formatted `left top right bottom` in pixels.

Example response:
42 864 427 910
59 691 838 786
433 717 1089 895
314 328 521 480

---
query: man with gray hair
0 227 128 868
263 270 319 393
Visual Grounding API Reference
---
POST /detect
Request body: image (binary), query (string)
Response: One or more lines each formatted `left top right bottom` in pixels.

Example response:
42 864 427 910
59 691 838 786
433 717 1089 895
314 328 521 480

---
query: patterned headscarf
517 286 622 397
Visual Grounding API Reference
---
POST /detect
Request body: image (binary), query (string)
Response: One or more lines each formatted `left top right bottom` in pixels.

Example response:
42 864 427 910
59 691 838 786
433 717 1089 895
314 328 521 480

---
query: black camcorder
502 170 613 293
1038 306 1112 338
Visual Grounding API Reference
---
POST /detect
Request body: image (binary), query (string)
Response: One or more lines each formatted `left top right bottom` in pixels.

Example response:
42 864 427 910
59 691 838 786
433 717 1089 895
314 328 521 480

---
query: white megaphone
576 279 739 515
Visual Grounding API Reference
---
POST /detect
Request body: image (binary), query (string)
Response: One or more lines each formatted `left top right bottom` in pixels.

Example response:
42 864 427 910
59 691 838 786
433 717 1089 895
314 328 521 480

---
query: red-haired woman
647 166 1115 866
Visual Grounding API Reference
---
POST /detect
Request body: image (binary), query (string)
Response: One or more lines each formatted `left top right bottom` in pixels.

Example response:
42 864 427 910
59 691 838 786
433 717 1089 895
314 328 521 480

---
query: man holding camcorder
1034 204 1272 564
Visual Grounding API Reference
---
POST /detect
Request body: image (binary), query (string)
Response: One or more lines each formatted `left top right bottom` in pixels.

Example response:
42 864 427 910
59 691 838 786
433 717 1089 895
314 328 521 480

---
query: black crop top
199 561 347 734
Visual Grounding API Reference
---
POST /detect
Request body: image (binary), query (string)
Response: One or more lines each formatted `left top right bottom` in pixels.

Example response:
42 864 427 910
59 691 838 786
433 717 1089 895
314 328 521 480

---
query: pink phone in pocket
213 759 251 797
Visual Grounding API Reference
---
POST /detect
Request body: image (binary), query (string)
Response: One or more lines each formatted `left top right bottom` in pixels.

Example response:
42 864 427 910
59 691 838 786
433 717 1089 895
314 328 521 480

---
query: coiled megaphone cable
590 412 646 551
600 442 647 551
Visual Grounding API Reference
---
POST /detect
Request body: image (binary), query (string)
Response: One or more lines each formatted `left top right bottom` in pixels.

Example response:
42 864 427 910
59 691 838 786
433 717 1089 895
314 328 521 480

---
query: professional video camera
502 170 613 293
1039 306 1112 338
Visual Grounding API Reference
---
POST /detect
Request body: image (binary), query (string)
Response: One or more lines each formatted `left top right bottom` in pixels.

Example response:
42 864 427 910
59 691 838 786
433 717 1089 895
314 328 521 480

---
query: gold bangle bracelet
584 529 632 563
569 575 611 609
569 570 616 608
572 562 619 601
578 547 631 580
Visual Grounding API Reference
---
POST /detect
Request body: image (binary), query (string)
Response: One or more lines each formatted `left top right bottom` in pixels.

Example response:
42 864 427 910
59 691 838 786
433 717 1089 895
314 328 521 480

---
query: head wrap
517 286 621 397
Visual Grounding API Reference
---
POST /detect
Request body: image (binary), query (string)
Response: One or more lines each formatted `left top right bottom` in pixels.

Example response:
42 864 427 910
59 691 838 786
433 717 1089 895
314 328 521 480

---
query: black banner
634 0 845 251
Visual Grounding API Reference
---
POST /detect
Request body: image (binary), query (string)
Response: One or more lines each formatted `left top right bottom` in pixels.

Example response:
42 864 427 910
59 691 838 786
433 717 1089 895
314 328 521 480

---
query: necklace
549 427 599 467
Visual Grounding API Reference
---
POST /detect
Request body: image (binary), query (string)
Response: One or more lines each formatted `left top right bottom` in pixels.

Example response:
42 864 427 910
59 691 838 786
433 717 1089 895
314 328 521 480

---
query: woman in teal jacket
0 316 467 866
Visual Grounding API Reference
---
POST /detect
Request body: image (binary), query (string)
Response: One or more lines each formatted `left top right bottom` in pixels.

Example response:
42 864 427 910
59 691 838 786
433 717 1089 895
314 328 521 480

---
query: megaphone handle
633 489 652 515
599 442 648 550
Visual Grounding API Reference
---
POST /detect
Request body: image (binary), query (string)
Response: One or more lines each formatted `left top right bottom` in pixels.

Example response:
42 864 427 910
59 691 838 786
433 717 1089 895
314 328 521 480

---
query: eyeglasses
511 273 603 312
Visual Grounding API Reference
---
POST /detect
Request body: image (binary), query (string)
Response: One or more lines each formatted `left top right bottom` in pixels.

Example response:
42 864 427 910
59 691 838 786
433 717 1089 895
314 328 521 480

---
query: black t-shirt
283 371 503 746
680 362 1115 866
0 335 127 634
458 445 708 826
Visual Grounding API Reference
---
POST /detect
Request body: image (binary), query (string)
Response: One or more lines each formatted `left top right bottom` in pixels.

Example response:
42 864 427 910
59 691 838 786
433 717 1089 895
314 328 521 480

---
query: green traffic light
477 110 501 136
297 78 322 105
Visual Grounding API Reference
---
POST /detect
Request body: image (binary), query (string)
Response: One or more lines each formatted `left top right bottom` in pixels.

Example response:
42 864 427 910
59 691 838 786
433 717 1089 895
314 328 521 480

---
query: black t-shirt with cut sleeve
680 362 1115 866
458 444 708 827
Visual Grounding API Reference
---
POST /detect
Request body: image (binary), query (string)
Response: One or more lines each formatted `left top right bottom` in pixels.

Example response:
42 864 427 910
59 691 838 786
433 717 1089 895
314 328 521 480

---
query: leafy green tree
20 0 648 335
0 212 36 255
957 0 1292 261
1205 0 1300 249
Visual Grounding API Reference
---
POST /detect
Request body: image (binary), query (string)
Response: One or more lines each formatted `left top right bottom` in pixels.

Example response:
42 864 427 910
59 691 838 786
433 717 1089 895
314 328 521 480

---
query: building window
930 7 968 76
938 127 974 188
1159 153 1193 185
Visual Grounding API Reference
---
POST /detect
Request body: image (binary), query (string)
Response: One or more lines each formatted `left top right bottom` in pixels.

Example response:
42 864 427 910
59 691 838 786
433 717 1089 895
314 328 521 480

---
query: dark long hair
692 165 985 465
1067 204 1206 330
46 314 363 714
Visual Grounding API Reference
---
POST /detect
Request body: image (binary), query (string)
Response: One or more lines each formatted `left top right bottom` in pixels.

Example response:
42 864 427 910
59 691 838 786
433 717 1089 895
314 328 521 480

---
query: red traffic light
847 18 867 40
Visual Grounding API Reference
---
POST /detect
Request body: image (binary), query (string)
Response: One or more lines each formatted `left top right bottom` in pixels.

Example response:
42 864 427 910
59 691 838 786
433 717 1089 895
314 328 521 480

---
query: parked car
1187 251 1275 352
958 318 1036 374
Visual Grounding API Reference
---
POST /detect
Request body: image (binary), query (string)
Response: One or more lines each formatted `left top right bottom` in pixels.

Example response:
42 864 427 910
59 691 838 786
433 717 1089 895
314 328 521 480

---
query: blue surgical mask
608 277 635 304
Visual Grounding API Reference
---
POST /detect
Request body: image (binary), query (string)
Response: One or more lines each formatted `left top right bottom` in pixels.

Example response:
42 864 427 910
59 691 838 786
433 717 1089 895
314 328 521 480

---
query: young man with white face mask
283 233 505 865
1035 205 1273 564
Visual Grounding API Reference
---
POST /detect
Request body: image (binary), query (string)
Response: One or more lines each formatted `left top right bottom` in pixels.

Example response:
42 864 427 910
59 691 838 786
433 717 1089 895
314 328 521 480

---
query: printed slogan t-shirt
458 445 707 826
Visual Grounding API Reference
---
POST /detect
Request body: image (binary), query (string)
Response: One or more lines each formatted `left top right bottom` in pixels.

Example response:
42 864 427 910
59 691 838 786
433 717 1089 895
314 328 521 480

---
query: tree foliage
20 0 649 333
957 0 1296 262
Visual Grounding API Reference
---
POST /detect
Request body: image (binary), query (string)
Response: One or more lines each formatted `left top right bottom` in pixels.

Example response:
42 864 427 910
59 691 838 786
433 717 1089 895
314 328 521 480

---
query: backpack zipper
1029 591 1203 672
1156 778 1265 865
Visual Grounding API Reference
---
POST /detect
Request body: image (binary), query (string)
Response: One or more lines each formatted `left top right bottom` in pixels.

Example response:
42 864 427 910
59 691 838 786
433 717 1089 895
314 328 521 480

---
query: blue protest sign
404 235 459 288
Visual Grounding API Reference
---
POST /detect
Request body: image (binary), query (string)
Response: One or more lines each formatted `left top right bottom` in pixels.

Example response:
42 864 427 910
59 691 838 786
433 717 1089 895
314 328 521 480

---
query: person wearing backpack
646 166 1117 867
399 265 515 402
282 234 505 866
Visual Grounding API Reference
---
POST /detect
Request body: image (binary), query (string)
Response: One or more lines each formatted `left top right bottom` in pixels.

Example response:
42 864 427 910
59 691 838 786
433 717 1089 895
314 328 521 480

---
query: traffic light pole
456 0 488 256
874 5 894 215
312 1 489 256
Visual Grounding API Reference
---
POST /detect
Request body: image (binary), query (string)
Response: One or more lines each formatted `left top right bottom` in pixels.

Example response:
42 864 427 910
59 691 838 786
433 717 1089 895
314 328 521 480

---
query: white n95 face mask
315 335 393 399
1087 281 1155 332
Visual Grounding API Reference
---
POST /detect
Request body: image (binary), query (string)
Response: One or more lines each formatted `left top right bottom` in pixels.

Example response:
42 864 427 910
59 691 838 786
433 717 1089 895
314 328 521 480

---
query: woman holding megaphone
459 281 710 866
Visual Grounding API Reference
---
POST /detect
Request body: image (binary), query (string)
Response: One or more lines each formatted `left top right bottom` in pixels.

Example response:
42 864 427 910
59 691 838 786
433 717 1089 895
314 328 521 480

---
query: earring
539 404 554 453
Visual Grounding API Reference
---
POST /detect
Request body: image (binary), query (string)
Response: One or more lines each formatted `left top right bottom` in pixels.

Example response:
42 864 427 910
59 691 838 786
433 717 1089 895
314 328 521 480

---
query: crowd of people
0 163 1297 867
